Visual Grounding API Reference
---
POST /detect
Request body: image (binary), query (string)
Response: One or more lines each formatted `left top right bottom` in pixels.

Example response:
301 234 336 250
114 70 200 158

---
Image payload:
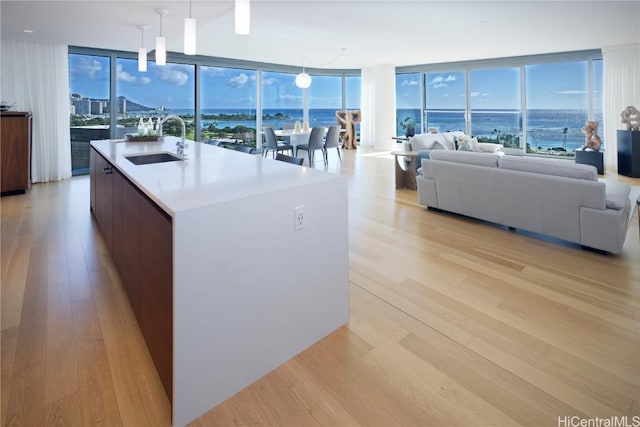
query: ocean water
166 108 603 151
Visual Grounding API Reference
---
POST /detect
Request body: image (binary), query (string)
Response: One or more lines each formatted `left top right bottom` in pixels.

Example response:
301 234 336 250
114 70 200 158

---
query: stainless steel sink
125 152 183 165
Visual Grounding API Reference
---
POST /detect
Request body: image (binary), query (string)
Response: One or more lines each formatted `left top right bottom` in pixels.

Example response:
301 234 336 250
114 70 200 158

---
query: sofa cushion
600 179 631 210
430 150 501 168
498 155 597 181
410 133 448 151
477 142 504 153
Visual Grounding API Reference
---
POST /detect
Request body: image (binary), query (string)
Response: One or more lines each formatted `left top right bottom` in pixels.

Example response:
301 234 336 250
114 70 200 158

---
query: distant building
72 99 91 115
90 100 105 115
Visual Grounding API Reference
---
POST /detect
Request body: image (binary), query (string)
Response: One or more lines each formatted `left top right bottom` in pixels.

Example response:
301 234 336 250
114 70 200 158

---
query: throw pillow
456 135 472 151
467 137 480 152
457 140 472 151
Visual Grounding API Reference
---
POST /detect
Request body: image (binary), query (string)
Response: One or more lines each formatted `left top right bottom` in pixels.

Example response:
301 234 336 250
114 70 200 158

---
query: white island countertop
90 137 339 216
91 136 349 427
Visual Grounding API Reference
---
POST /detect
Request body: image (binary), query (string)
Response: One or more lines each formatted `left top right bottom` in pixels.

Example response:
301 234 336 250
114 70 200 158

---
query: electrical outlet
294 206 305 231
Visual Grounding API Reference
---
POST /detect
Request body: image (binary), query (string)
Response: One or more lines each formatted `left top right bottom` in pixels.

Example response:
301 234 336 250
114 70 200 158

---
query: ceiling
1 1 639 70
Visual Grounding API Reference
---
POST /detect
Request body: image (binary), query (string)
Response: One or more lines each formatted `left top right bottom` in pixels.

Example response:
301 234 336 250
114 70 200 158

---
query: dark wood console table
617 130 640 177
1 111 32 196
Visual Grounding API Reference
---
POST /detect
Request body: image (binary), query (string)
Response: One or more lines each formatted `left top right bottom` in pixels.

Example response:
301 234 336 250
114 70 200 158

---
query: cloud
204 67 225 77
263 77 278 86
116 64 150 85
429 74 457 88
557 90 587 95
227 73 252 88
157 65 190 86
74 57 103 79
280 94 302 102
401 78 420 87
470 92 490 97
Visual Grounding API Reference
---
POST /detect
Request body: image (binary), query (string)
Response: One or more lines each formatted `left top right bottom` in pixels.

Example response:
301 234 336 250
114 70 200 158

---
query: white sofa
410 131 504 153
417 150 632 254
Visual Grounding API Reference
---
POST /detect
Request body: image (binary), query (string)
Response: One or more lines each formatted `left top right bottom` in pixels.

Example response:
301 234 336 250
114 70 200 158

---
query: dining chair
262 126 293 158
295 127 326 166
275 153 304 166
280 122 294 144
233 144 255 154
323 125 342 165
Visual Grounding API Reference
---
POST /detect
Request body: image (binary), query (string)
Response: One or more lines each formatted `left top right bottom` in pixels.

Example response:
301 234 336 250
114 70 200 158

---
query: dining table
274 128 313 147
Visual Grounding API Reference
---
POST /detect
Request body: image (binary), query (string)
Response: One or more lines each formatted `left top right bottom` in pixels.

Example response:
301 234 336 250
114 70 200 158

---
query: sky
396 60 602 110
69 54 601 113
69 54 360 111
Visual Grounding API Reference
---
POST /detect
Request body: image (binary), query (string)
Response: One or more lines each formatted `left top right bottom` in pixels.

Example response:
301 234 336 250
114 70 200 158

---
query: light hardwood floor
2 147 639 426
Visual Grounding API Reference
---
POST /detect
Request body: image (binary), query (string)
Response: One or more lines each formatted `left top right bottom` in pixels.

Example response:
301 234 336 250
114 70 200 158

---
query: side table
391 150 419 190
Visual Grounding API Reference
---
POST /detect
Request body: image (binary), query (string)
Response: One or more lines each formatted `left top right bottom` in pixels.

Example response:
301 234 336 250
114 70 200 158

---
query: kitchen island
90 138 349 426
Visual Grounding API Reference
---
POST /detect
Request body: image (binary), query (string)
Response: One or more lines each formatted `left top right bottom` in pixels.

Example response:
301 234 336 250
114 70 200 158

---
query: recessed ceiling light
23 29 34 33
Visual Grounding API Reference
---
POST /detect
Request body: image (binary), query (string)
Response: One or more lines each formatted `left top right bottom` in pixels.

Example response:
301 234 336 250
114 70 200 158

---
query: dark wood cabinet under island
90 147 173 400
1 111 32 195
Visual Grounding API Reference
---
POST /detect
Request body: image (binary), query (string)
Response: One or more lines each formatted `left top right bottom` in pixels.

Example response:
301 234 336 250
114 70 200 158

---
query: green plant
399 116 416 130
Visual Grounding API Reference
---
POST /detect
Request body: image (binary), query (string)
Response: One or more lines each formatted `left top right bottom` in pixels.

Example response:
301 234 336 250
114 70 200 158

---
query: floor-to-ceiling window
308 75 342 129
116 58 195 140
470 67 521 149
592 58 603 136
201 66 257 143
395 73 422 136
424 71 466 134
400 50 602 157
261 71 303 129
525 61 590 156
69 53 111 175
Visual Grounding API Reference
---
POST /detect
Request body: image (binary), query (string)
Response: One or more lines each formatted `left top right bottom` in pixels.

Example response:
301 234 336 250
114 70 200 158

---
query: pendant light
137 25 149 72
184 0 196 55
295 67 312 89
235 0 250 35
155 8 168 66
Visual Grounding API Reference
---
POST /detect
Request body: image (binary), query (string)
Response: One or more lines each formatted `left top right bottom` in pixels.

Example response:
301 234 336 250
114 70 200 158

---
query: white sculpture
621 106 640 131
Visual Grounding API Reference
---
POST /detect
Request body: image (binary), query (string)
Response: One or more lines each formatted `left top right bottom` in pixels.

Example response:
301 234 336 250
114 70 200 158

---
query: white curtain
360 67 376 147
602 43 640 172
1 40 71 182
360 64 396 149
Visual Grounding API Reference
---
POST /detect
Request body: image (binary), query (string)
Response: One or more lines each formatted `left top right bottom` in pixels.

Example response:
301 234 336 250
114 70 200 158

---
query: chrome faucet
158 115 187 156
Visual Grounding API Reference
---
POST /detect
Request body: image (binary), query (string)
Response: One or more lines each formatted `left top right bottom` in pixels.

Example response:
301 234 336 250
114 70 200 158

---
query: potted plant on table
400 117 416 138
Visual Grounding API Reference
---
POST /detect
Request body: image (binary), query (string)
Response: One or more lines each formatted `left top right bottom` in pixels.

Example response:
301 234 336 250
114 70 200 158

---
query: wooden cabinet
90 147 173 400
140 195 173 400
1 112 32 195
90 148 114 253
113 170 142 322
618 130 640 177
